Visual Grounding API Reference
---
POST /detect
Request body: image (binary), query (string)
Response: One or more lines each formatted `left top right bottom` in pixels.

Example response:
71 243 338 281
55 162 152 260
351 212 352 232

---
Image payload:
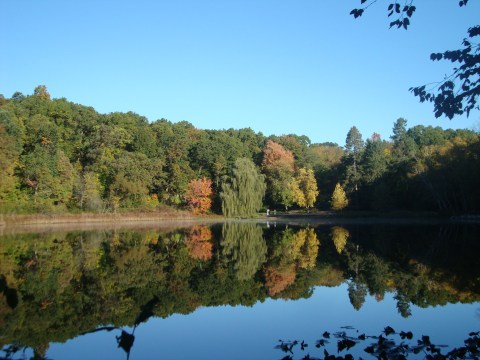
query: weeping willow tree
221 222 267 281
220 158 266 217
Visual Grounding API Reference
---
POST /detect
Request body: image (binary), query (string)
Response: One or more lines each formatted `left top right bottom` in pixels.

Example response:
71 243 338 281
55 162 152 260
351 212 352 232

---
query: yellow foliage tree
330 183 349 211
331 226 349 254
291 168 318 210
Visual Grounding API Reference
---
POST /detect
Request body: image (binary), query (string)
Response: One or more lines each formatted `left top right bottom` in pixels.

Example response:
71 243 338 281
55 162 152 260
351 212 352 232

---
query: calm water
0 221 479 359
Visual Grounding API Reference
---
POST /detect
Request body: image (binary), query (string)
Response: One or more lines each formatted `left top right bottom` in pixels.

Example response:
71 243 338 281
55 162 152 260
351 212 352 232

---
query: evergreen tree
344 126 364 191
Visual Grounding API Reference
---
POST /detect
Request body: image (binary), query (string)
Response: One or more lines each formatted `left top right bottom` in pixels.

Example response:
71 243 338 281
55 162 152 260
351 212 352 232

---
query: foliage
331 226 349 254
221 222 267 281
0 222 480 356
185 177 213 214
330 183 349 211
185 226 213 261
261 140 296 210
350 1 479 119
220 158 266 217
1 87 480 215
276 326 480 360
291 168 319 210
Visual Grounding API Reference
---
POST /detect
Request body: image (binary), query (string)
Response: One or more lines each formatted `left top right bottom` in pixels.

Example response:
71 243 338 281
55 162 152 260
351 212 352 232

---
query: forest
1 85 479 216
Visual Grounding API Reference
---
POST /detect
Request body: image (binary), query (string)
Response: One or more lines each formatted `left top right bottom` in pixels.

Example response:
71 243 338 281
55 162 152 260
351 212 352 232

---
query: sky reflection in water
1 222 479 359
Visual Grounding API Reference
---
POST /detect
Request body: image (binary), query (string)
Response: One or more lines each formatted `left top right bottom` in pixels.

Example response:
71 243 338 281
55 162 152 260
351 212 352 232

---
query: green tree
360 134 389 185
73 171 103 211
391 118 417 160
0 109 24 205
20 146 75 206
348 280 367 311
220 158 266 217
344 126 364 191
330 183 349 211
33 85 50 101
221 222 267 281
108 152 164 208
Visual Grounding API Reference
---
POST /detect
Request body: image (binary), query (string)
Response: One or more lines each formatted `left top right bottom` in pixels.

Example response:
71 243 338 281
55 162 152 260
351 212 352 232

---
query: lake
1 220 479 359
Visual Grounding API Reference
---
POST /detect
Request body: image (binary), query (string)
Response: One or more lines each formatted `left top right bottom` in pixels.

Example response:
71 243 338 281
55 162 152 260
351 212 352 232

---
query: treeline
0 86 479 214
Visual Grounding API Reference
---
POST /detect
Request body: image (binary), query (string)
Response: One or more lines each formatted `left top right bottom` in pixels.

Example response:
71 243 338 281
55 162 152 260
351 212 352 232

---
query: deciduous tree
220 158 266 217
291 168 319 210
330 183 349 211
185 177 213 214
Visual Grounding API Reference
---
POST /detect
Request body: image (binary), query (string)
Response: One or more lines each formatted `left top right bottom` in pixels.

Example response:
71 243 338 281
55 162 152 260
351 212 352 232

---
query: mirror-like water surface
1 221 479 359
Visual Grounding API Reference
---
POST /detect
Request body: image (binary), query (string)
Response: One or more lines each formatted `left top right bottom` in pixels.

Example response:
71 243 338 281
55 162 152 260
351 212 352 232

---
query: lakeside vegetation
1 86 479 217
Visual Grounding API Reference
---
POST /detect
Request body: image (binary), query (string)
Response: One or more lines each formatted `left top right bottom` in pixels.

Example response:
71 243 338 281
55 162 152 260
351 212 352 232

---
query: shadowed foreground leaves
275 326 480 359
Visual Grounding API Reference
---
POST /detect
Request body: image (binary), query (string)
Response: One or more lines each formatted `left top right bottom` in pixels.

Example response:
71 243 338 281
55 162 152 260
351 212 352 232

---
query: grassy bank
0 207 222 227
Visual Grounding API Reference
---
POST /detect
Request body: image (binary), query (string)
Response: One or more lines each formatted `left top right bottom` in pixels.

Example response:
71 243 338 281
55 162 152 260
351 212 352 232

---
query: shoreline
0 211 223 235
1 210 477 235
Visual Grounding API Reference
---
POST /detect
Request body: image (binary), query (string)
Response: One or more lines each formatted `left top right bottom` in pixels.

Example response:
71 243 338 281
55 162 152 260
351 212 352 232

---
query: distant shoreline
1 210 477 235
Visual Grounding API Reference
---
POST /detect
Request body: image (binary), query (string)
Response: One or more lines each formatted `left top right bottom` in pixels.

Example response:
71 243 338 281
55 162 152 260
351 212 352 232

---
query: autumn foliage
264 264 296 296
185 177 213 214
261 140 295 174
185 225 213 261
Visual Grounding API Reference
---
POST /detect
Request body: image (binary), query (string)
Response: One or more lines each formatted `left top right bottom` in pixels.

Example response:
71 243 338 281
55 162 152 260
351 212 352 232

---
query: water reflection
0 222 479 358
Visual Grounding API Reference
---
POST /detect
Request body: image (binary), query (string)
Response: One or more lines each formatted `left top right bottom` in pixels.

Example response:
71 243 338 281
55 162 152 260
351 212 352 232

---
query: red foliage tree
185 177 213 214
264 264 296 296
185 225 213 261
261 140 295 175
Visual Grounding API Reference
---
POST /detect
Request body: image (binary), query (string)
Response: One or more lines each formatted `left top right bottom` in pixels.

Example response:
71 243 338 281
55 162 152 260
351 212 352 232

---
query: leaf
384 326 395 336
338 339 357 353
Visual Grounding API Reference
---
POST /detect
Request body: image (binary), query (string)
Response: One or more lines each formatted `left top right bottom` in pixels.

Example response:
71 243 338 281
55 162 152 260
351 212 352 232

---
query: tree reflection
331 226 349 254
0 223 480 358
185 225 213 261
221 222 267 281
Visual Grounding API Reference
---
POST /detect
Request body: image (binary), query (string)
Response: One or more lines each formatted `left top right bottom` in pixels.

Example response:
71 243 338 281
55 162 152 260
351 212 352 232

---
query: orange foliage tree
185 225 213 261
261 140 295 174
185 177 213 214
264 264 296 296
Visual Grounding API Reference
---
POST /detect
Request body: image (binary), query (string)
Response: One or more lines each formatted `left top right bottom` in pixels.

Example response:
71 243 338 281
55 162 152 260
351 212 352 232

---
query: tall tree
361 135 389 185
391 118 417 159
344 126 364 191
0 109 23 205
220 158 266 217
261 140 296 210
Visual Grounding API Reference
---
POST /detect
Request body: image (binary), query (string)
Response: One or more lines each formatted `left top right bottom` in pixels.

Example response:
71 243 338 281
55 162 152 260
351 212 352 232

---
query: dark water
0 221 479 359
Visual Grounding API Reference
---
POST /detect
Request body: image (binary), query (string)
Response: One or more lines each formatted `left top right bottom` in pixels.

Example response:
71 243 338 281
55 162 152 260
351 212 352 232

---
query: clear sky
2 1 479 146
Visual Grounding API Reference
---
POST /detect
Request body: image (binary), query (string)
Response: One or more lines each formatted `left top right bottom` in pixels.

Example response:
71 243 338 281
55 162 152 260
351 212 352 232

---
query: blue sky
2 1 479 145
